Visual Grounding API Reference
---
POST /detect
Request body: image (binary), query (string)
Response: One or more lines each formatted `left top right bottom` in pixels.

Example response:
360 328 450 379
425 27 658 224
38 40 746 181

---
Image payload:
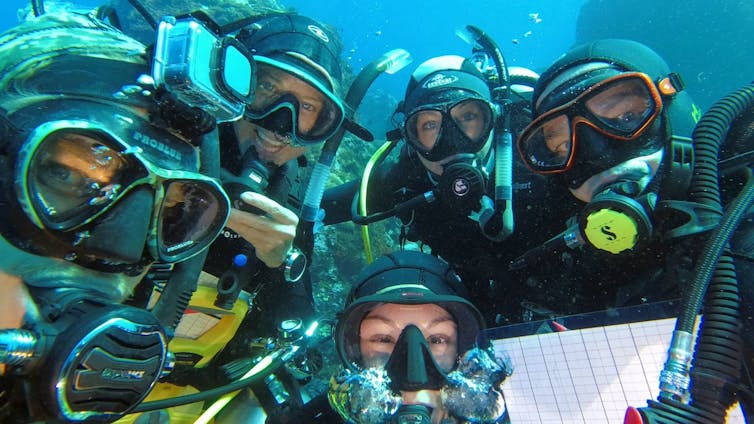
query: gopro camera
152 13 256 122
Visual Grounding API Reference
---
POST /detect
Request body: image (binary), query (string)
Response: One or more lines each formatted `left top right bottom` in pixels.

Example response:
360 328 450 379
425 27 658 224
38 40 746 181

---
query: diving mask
245 58 345 145
405 97 494 162
518 72 679 174
10 116 229 264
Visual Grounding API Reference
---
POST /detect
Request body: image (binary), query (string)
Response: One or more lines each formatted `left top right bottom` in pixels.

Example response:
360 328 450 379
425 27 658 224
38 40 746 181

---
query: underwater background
2 0 754 406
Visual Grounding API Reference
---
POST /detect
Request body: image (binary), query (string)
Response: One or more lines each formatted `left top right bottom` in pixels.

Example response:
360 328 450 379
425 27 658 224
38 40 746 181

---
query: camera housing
152 14 255 122
220 152 272 215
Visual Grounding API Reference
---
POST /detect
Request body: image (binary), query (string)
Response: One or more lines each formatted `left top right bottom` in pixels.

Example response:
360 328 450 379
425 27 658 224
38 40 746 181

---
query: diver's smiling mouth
255 128 292 153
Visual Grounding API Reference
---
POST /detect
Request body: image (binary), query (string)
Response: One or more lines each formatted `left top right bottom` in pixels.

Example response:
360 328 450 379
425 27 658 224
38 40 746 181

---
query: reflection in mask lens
405 99 493 154
159 181 223 257
30 132 142 229
585 77 656 133
518 114 573 172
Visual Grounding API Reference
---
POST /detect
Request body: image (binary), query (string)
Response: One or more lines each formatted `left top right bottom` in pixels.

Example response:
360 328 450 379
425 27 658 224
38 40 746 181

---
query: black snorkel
30 0 44 16
457 25 515 241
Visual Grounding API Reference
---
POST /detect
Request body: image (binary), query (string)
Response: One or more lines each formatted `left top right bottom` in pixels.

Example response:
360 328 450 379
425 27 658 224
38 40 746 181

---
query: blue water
1 0 581 101
284 0 583 98
2 1 753 109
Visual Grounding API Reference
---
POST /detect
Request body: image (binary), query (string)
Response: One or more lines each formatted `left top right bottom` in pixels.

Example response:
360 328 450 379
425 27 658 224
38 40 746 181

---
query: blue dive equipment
457 25 515 241
625 82 754 423
299 48 412 261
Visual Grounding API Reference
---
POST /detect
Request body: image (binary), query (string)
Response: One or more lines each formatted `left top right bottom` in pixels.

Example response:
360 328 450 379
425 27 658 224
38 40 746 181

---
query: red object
549 321 568 332
624 406 645 424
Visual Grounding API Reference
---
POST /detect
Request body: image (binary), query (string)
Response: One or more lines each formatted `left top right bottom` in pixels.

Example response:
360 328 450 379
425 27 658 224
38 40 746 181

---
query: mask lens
519 73 661 174
518 114 573 172
405 99 493 160
157 180 227 261
585 76 658 134
29 130 143 229
449 99 493 145
356 304 458 373
405 109 442 152
246 63 343 144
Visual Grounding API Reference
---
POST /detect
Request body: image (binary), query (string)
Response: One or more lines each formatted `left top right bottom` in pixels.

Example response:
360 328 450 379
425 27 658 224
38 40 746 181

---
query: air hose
30 0 44 17
357 140 399 263
636 82 754 423
678 83 754 332
130 347 288 413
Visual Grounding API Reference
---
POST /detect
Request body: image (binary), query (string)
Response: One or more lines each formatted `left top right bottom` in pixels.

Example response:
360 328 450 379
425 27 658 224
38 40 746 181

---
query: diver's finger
239 191 298 225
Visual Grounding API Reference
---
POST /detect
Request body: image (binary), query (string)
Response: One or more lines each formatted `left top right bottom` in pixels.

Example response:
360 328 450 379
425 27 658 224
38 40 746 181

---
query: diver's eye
427 334 451 345
370 335 396 345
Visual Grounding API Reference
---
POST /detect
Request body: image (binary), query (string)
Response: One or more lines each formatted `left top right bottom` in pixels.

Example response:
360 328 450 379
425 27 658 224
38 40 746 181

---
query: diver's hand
226 191 298 268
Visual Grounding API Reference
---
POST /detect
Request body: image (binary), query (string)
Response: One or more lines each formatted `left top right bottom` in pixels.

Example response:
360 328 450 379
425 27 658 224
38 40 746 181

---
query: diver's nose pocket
84 187 152 263
385 324 448 391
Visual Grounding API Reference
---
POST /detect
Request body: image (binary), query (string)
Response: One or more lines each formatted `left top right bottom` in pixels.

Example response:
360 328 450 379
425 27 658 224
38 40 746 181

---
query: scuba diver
278 250 511 423
110 10 359 422
513 38 703 319
0 11 232 422
515 38 754 420
1 5 366 423
202 11 348 351
322 51 565 326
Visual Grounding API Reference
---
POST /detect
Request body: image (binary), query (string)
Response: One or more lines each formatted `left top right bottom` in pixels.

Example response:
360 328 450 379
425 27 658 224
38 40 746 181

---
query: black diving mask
404 98 494 162
9 116 230 265
245 59 345 145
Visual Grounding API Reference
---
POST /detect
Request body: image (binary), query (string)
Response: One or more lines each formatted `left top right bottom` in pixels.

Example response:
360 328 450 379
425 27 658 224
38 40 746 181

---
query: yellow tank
118 276 251 423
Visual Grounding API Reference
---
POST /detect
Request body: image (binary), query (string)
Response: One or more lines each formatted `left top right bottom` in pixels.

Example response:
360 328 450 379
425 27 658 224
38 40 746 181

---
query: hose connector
0 329 39 368
658 330 694 402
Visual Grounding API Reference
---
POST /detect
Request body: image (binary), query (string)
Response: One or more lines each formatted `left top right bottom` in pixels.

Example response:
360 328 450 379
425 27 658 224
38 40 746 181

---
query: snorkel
300 48 412 263
457 25 515 241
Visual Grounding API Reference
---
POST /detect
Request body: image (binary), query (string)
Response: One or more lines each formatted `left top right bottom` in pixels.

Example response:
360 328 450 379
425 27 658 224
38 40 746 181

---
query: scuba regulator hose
129 321 324 416
355 139 399 262
628 81 754 423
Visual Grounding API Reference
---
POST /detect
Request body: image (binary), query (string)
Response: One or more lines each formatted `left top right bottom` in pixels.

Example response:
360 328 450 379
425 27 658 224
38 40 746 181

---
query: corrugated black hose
690 170 753 415
151 128 221 331
641 83 754 424
654 83 754 422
